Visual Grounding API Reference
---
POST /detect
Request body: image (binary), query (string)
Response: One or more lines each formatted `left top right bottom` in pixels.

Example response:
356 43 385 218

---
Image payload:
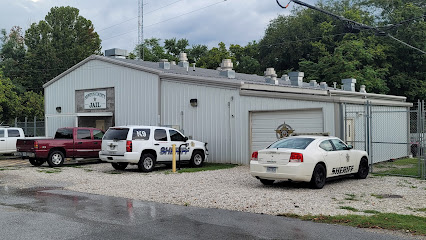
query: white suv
0 127 25 154
99 126 208 172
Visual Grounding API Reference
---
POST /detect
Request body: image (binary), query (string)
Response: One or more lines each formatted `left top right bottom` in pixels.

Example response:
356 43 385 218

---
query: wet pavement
0 186 418 240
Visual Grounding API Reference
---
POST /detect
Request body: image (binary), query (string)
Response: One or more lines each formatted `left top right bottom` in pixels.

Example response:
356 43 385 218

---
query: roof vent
264 68 278 85
281 74 290 81
105 48 128 59
219 59 235 79
159 59 170 70
171 61 176 65
360 85 367 93
320 82 328 89
342 78 356 92
309 80 318 87
288 72 304 87
178 52 189 68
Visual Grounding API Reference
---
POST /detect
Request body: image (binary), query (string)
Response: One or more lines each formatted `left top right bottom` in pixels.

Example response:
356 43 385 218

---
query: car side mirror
347 145 353 150
184 136 188 142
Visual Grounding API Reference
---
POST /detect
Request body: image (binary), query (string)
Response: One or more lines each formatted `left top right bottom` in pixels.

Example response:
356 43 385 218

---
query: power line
102 0 228 41
97 0 184 32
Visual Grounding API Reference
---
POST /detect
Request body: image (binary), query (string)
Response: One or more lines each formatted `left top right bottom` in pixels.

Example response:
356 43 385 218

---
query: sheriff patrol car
250 135 369 189
99 125 208 172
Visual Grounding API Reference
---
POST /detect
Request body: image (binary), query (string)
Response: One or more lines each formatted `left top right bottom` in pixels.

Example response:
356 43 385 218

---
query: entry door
345 119 355 147
96 120 105 131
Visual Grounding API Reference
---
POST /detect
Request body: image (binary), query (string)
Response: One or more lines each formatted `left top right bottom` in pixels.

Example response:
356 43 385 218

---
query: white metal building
43 49 412 165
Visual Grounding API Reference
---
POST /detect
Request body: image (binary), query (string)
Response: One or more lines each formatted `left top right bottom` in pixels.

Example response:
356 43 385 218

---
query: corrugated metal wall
45 60 159 137
161 80 336 165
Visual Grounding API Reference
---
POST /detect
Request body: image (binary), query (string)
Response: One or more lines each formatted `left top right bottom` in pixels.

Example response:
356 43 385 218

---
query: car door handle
77 142 83 144
94 142 98 144
154 143 159 146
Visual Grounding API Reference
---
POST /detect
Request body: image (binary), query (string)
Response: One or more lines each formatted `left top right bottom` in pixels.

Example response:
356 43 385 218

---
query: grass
371 194 384 199
0 167 20 171
339 206 358 212
344 193 358 201
164 163 237 174
373 158 421 177
278 213 426 235
37 168 62 174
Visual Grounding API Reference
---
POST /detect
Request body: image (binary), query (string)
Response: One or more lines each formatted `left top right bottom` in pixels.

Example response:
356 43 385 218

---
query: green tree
0 70 20 123
134 38 169 61
230 41 262 75
197 42 233 69
188 44 208 63
164 38 189 60
0 26 26 90
24 6 101 92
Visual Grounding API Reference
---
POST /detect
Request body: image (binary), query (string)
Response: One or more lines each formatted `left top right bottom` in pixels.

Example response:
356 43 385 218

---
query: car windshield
268 137 314 150
103 128 129 140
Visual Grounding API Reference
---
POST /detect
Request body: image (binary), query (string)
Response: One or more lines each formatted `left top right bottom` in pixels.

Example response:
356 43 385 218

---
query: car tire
190 150 204 167
111 162 128 170
260 179 274 185
47 150 65 167
355 158 369 179
138 153 156 172
29 158 45 167
310 164 326 189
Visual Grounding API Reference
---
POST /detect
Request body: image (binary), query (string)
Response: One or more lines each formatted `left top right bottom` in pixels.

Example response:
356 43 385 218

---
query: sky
0 0 316 54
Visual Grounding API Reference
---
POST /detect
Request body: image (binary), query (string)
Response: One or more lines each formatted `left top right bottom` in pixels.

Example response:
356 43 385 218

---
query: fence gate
14 117 45 137
344 100 425 179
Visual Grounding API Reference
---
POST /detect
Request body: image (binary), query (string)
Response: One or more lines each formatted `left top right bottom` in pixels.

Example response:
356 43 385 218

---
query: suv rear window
268 137 314 150
103 128 129 140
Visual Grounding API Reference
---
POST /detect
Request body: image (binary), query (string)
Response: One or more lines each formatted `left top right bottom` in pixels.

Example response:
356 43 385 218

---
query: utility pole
138 0 144 60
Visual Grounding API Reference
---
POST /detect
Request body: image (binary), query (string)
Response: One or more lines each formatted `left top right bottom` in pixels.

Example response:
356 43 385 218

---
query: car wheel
111 162 128 170
260 179 274 185
190 150 204 167
310 164 326 189
47 150 65 167
355 158 369 179
29 158 45 166
138 153 156 172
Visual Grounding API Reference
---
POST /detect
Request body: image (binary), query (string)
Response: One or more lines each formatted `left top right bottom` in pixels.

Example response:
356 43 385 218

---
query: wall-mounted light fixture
56 107 62 113
190 99 198 107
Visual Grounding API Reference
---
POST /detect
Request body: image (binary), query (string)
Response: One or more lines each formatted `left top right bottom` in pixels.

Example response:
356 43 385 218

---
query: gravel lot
1 162 425 218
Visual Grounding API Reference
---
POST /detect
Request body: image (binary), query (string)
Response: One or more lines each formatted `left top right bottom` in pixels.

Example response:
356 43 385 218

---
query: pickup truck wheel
111 162 128 170
190 150 204 167
47 151 65 167
29 158 45 167
138 154 155 172
310 164 326 189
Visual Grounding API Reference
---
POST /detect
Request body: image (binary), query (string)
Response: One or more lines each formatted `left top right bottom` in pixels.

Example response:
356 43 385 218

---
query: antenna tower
138 0 144 59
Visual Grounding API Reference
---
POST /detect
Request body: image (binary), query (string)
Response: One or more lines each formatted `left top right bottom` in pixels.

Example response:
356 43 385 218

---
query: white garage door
251 109 324 152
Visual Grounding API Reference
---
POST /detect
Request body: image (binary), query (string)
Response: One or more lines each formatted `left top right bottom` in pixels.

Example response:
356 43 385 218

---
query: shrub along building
43 48 412 165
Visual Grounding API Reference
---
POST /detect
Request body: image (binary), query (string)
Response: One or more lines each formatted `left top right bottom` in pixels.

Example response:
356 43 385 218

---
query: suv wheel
190 150 204 167
47 150 65 167
138 153 156 172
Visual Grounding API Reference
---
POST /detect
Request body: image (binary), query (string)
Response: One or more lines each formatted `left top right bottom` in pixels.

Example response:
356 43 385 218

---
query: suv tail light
251 151 258 161
34 141 39 149
126 140 132 152
290 152 303 162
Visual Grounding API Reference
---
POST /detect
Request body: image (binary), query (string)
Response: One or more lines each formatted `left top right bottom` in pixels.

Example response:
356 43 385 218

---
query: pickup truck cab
99 126 208 172
16 127 104 167
0 127 25 154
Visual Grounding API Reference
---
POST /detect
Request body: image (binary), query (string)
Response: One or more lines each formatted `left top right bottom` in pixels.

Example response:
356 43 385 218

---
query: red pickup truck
16 127 104 167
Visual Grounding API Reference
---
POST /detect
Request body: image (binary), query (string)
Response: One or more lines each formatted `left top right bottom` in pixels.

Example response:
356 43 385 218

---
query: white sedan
250 135 369 189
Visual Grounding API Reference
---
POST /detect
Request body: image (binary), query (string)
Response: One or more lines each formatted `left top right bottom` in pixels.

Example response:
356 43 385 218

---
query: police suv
99 126 208 172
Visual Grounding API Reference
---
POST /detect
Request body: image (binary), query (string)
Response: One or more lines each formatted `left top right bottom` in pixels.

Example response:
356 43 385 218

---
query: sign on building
84 91 106 109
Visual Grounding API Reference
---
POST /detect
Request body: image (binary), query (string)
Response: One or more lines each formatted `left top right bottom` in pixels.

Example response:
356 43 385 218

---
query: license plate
266 167 277 173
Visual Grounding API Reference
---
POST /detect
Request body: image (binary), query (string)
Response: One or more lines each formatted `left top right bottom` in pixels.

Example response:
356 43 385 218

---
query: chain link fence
344 101 425 179
14 117 45 137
